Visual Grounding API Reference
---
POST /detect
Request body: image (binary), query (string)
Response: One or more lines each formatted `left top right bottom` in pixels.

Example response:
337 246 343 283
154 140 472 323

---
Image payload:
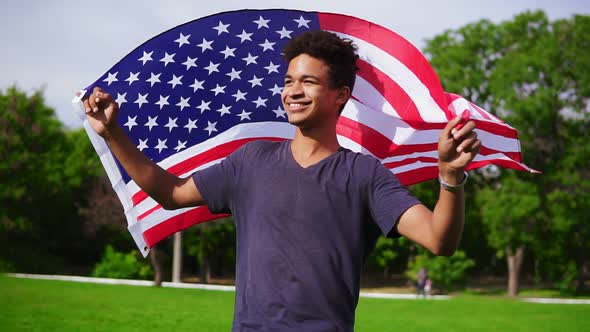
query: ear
336 86 351 105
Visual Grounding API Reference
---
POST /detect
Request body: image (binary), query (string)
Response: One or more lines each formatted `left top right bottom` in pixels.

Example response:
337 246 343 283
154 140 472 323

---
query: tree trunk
150 245 163 287
506 245 525 297
172 232 183 283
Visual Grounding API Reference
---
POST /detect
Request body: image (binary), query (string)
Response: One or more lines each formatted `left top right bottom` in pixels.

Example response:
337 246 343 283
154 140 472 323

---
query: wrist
439 171 468 192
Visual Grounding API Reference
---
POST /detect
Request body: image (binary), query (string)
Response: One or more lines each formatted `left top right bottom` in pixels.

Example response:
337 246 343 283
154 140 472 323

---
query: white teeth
290 103 302 107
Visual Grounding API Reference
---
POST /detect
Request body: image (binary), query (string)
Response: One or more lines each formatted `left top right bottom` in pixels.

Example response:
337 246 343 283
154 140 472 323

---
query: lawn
1 276 589 331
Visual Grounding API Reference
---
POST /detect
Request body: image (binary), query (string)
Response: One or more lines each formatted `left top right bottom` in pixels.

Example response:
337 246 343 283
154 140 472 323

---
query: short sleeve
368 162 421 237
191 144 248 214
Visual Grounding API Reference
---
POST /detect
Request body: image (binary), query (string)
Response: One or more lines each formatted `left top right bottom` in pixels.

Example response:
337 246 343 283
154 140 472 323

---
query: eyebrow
284 74 320 80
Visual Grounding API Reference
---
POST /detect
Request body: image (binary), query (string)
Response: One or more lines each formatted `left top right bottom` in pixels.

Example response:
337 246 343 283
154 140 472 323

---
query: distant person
417 267 428 298
425 278 432 298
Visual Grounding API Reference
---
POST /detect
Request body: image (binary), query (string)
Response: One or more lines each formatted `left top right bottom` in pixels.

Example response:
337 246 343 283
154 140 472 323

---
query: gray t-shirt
192 140 420 332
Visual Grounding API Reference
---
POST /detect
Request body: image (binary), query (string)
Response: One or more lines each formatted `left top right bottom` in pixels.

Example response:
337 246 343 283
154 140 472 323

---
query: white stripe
328 30 448 123
352 76 399 117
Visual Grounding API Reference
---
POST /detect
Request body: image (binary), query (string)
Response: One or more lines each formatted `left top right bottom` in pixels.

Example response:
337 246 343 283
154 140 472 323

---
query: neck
290 122 340 167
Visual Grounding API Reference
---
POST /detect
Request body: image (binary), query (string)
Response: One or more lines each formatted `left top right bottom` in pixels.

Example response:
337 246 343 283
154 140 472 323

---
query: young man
84 30 480 331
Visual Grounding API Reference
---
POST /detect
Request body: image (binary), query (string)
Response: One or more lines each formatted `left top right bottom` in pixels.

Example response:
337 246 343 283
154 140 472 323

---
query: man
83 30 480 331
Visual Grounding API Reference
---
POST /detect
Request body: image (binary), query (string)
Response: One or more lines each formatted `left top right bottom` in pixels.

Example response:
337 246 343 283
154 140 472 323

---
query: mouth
286 101 311 112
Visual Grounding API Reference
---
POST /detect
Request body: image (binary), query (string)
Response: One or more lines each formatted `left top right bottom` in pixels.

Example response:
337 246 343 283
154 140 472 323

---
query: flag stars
216 104 232 117
146 72 161 87
155 95 170 110
197 38 213 52
213 21 230 35
248 75 263 87
236 30 253 43
210 84 226 96
174 140 187 152
125 72 140 85
273 107 287 118
176 96 191 111
137 138 149 151
258 39 275 52
160 52 176 66
226 68 242 81
167 74 183 89
103 72 118 85
189 79 205 92
138 51 153 65
174 33 191 48
264 62 280 74
237 110 252 121
134 93 149 109
204 61 220 74
242 53 258 65
164 117 179 132
124 115 138 131
197 100 211 113
276 27 293 39
254 16 270 29
204 121 218 136
269 84 283 95
182 56 198 70
294 16 311 28
155 139 168 153
252 96 268 108
184 119 198 133
115 92 127 106
232 89 247 102
145 116 159 131
220 46 236 59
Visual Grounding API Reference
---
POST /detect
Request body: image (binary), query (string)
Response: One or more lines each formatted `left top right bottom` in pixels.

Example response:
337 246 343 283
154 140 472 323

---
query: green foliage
0 259 15 273
186 218 236 276
91 245 152 280
406 250 475 292
368 237 398 273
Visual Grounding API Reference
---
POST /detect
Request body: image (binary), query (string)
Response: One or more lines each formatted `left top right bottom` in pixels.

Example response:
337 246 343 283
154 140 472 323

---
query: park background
1 1 589 330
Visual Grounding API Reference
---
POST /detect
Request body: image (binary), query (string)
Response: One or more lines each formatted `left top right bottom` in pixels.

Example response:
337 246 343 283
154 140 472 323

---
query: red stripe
395 166 439 186
318 12 449 115
142 207 230 247
138 204 161 221
336 116 398 159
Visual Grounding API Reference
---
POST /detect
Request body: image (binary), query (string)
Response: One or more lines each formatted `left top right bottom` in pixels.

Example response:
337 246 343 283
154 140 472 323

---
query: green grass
1 276 589 332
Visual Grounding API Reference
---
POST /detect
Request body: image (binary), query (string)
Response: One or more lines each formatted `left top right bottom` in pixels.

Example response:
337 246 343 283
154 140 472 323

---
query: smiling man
84 30 480 332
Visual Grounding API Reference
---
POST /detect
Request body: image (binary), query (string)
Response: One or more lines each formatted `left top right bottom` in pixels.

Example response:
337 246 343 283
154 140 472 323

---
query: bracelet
439 171 469 192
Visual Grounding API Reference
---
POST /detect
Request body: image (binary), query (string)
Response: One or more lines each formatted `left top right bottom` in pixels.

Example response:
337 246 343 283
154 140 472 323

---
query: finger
95 90 112 107
452 120 476 140
82 98 92 114
453 109 471 131
88 90 98 112
442 115 464 138
456 133 478 153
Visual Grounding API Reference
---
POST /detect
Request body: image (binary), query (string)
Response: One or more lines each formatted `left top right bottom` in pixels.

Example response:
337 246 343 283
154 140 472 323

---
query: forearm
431 170 465 255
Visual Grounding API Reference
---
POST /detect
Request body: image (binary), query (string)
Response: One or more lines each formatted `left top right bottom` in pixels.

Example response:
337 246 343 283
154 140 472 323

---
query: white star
189 79 205 92
137 138 149 151
176 96 190 111
220 46 236 59
204 121 218 136
174 140 187 152
160 52 176 66
254 16 270 29
242 53 258 65
146 72 161 87
123 115 138 131
237 110 252 121
155 139 168 153
174 33 191 47
294 16 311 28
204 61 220 75
103 72 118 85
164 117 178 132
197 38 213 52
252 96 268 108
115 92 127 106
232 90 247 102
216 104 232 117
248 75 263 87
210 84 226 96
273 107 287 118
182 56 197 70
184 119 198 133
226 68 242 81
125 72 140 85
258 39 275 52
264 61 280 74
167 74 183 89
134 93 149 109
213 21 230 35
138 51 153 65
236 30 253 43
145 116 159 131
155 95 170 110
197 100 211 113
276 27 293 39
269 84 283 95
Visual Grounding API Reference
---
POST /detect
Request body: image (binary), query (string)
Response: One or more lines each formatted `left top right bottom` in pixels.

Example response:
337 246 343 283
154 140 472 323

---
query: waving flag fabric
72 9 534 256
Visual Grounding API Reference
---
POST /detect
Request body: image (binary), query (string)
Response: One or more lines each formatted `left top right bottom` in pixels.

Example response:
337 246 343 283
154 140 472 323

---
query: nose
284 81 304 98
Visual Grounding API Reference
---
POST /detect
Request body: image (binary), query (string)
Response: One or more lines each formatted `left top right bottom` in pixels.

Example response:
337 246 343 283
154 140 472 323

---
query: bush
0 259 15 273
91 245 152 280
406 250 475 292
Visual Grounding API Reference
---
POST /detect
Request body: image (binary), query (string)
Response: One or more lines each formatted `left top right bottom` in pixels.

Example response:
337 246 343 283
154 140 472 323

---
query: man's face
281 54 347 129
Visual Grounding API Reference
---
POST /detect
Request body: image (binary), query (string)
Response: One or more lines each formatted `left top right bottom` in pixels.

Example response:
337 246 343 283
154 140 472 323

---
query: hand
82 86 120 138
437 115 481 183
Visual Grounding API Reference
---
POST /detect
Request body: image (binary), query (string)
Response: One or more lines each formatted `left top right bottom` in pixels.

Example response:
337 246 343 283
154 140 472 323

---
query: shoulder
229 139 287 163
339 148 383 175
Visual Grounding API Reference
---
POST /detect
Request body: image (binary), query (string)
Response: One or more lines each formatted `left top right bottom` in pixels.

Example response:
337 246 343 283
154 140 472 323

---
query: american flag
72 9 534 256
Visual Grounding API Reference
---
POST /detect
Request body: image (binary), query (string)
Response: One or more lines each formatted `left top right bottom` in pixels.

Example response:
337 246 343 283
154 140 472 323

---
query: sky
2 0 589 128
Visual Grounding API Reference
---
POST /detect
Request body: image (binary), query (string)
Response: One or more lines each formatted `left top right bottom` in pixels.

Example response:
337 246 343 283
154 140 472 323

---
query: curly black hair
283 30 359 94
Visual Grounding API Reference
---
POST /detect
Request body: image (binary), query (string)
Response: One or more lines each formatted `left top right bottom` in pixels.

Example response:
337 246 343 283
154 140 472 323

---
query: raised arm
396 115 481 256
83 86 204 209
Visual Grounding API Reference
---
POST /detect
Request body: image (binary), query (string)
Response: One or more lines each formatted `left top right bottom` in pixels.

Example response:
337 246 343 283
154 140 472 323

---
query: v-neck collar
285 141 345 170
